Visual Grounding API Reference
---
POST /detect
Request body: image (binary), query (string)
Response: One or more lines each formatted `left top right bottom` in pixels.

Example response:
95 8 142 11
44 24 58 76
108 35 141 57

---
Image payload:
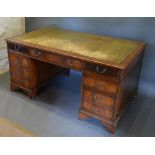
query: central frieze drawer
67 59 84 70
30 49 84 70
30 49 68 67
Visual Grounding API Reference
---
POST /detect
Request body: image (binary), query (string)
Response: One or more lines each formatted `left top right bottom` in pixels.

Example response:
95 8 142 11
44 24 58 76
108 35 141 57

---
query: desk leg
10 84 20 91
28 90 37 100
22 89 37 100
101 121 116 134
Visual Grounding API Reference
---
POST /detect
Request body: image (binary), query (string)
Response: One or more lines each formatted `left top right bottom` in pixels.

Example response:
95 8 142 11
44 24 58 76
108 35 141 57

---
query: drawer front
8 43 27 53
67 59 84 70
83 76 117 95
10 65 30 78
85 63 118 78
83 89 114 109
81 101 114 120
9 52 30 68
11 73 30 89
30 49 68 67
30 49 84 70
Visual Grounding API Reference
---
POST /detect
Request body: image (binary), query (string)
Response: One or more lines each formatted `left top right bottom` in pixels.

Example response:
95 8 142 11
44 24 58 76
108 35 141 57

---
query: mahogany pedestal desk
6 28 146 133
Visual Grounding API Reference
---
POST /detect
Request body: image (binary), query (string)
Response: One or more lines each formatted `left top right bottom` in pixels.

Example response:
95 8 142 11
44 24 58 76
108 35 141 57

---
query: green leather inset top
12 27 142 64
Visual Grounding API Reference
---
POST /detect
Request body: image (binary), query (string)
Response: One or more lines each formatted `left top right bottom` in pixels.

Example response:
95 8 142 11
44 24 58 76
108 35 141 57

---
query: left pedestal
8 50 67 99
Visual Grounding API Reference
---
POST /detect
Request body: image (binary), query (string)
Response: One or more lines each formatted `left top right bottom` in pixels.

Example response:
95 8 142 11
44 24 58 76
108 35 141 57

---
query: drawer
30 49 68 67
30 49 84 70
81 101 114 120
9 52 30 68
83 89 114 109
83 76 117 95
85 63 118 78
67 59 84 70
8 43 27 53
10 65 30 78
11 73 30 89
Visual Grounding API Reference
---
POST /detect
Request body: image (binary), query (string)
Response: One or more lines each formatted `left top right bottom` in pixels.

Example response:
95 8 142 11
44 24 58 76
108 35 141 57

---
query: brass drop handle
92 106 103 113
96 83 103 88
96 66 107 74
35 50 42 56
68 59 74 66
19 79 24 84
14 45 20 51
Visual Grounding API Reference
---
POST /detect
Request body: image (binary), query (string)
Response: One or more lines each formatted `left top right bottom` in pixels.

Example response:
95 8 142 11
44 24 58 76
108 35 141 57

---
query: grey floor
0 71 155 137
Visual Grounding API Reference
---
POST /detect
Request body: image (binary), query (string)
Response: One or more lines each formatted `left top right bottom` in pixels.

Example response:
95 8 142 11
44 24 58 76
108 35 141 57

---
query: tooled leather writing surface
11 27 143 64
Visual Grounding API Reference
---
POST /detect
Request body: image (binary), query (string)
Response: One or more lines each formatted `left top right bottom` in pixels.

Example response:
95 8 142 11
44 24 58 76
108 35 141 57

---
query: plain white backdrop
0 0 155 17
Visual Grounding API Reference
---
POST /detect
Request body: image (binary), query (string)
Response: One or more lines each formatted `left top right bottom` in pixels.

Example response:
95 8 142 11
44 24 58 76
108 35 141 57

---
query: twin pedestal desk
6 28 145 133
